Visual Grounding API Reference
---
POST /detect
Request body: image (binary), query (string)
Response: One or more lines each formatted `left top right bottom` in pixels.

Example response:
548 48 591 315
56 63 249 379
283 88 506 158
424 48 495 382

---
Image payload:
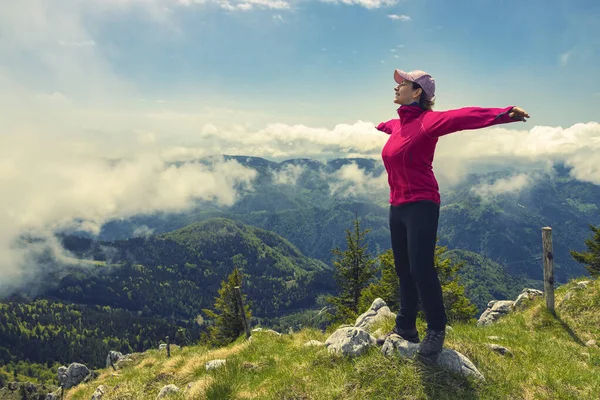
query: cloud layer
2 0 599 296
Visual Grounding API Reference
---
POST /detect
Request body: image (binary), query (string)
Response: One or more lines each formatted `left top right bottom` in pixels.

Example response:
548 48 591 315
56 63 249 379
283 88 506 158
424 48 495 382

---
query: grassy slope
61 278 600 400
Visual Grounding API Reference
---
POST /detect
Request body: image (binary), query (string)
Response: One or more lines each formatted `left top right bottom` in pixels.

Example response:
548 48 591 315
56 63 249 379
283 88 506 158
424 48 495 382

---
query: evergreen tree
326 215 377 323
202 268 252 346
358 244 477 323
358 249 399 312
570 224 600 278
432 244 477 322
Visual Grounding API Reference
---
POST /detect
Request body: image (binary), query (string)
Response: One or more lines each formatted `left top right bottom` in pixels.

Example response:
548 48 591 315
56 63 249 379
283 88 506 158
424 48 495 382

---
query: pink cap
394 69 436 100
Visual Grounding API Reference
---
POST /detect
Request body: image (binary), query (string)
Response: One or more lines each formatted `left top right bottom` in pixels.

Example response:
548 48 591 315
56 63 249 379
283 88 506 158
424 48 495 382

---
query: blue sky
2 0 599 130
75 0 600 128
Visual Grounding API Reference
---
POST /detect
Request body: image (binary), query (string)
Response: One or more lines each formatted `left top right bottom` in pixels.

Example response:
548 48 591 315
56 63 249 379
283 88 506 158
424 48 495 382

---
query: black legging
389 201 447 331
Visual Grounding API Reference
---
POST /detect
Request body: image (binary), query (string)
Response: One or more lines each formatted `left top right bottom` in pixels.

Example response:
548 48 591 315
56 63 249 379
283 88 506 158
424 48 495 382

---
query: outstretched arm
375 119 400 135
424 106 530 138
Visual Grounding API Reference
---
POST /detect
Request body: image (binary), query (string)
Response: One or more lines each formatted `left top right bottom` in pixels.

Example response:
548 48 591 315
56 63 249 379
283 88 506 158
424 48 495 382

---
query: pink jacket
377 104 517 206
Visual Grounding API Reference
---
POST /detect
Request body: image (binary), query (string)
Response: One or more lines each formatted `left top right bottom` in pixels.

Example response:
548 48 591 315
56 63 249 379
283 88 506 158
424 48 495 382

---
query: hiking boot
417 329 446 360
376 326 420 346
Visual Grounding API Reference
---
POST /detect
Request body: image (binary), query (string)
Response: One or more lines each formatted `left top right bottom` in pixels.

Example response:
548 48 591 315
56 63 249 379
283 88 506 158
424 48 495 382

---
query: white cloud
471 174 532 198
388 14 410 21
133 225 155 238
0 132 257 294
329 163 388 198
434 122 600 186
320 0 399 9
560 51 572 66
272 164 305 185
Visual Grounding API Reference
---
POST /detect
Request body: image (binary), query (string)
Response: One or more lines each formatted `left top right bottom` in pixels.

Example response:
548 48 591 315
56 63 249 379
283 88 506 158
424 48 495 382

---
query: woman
375 69 529 361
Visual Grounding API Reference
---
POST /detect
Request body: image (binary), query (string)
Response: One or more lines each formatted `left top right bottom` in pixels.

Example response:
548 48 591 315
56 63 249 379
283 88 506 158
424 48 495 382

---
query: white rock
251 328 281 335
354 298 396 331
205 359 227 371
585 340 597 348
303 340 324 347
381 335 484 381
577 281 590 289
491 300 515 313
106 351 123 369
156 384 179 399
325 327 376 357
477 301 515 327
57 363 90 389
486 343 513 357
91 385 106 400
514 289 543 309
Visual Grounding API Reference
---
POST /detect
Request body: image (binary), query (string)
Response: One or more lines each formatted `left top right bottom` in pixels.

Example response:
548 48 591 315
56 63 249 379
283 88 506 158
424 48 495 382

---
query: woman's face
394 80 421 105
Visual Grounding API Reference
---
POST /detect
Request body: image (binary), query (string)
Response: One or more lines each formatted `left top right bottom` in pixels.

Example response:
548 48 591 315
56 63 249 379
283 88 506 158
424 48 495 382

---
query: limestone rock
91 385 106 400
325 327 375 357
106 351 123 368
303 340 324 347
205 359 227 371
514 288 543 309
251 328 281 335
354 298 395 331
381 334 484 381
585 340 597 348
156 384 179 399
477 300 514 326
577 281 590 289
486 343 513 357
58 363 90 389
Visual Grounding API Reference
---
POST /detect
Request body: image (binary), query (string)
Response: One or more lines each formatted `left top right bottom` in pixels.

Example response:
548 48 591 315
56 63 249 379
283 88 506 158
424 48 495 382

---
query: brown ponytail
412 82 435 111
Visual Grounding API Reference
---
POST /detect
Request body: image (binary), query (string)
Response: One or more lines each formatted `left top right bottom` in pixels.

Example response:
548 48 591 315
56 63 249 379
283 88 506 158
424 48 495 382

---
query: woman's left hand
509 107 530 122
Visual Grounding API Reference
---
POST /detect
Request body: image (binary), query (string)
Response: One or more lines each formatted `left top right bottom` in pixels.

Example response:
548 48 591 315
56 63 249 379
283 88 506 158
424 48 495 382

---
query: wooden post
542 227 555 314
166 336 171 358
61 386 64 400
234 286 251 339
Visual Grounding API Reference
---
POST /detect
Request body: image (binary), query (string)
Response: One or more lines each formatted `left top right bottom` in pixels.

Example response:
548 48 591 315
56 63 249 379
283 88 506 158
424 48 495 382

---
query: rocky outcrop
477 300 515 326
325 327 376 356
381 335 485 381
354 298 396 330
252 328 281 335
58 363 91 389
106 351 123 368
205 359 227 371
478 288 545 326
156 384 179 399
91 385 107 400
514 289 543 309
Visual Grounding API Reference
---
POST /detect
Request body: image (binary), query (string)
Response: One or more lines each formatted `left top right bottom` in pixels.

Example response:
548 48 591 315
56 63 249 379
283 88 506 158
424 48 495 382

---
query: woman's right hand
509 107 530 122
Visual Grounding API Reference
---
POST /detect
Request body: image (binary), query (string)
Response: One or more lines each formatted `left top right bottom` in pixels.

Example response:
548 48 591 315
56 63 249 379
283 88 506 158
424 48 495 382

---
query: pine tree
432 244 477 322
358 249 399 312
359 244 477 323
202 268 252 346
570 224 600 278
326 214 377 323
